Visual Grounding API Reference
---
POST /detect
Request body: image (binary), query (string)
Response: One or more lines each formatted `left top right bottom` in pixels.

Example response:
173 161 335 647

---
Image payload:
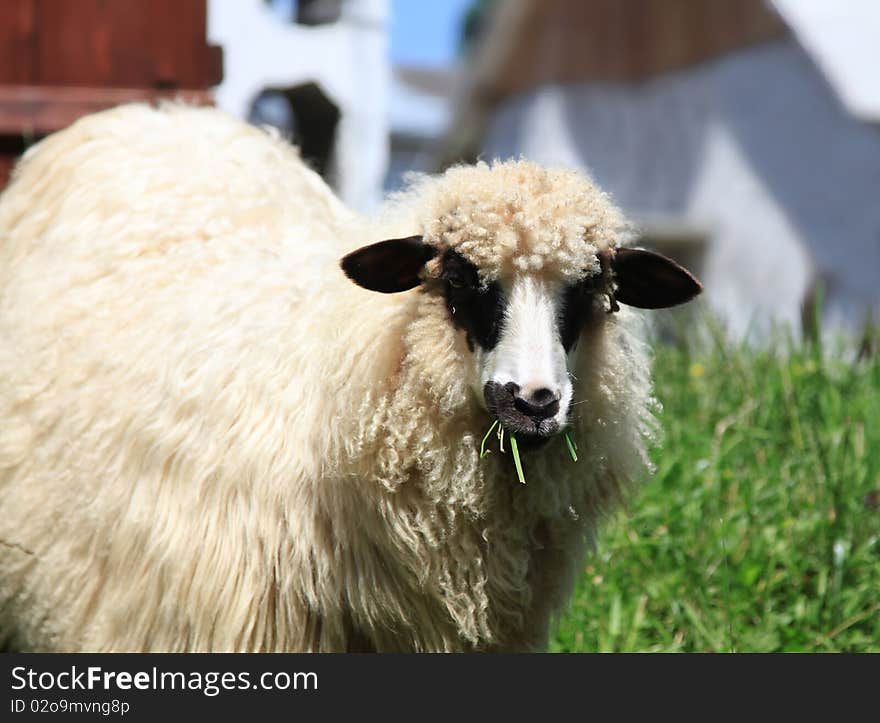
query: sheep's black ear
609 247 703 309
340 236 437 293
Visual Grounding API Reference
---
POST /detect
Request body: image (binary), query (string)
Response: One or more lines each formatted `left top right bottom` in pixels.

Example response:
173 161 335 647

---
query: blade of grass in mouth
480 419 498 458
509 432 526 485
564 430 578 462
481 419 574 485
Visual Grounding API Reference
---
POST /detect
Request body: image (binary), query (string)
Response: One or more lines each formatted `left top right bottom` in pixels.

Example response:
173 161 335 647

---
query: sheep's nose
512 385 560 421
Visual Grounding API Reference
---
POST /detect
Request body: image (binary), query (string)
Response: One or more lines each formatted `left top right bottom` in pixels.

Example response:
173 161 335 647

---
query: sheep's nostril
513 388 560 421
530 387 557 407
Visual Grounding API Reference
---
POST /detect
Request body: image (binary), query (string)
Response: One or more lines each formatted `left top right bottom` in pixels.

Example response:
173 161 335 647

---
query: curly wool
0 104 656 652
380 159 627 283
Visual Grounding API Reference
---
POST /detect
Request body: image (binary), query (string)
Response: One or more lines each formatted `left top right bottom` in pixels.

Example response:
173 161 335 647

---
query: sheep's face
341 236 702 447
440 248 577 445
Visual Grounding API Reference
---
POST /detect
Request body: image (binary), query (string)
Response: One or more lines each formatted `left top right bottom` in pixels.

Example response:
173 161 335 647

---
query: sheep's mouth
503 427 555 450
483 381 567 448
495 412 560 447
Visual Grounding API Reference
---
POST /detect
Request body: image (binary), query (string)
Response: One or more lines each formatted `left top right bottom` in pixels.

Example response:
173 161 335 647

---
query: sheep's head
340 161 702 448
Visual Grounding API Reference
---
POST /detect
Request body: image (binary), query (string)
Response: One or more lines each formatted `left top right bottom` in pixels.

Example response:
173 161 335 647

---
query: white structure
208 0 390 211
773 0 880 122
385 67 454 193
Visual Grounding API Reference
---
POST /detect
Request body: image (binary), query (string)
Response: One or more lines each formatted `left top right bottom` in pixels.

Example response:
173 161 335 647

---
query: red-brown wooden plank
0 85 214 135
35 0 148 87
33 0 220 89
148 0 222 88
0 0 38 84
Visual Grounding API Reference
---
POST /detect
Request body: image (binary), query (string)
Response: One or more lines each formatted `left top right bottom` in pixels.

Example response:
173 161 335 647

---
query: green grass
551 322 880 652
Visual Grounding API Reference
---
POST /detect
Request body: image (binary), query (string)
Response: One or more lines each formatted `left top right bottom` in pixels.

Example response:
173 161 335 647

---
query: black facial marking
559 283 591 352
558 272 608 352
441 250 505 351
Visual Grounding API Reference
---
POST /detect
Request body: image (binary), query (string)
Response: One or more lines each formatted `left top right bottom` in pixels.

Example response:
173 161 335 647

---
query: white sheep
0 104 700 652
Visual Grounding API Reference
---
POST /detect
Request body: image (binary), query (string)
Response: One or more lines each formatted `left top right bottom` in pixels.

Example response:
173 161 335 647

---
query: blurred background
0 0 877 653
1 0 878 340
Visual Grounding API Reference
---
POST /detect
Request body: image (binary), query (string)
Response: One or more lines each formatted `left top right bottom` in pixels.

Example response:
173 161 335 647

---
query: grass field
551 319 880 652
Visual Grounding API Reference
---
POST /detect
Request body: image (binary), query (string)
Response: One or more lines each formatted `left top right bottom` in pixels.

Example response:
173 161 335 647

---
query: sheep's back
0 103 389 650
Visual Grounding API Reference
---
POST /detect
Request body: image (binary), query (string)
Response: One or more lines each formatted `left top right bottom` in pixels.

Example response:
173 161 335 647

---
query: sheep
0 103 701 652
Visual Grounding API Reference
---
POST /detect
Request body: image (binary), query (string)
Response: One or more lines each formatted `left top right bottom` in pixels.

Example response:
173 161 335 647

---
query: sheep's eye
559 281 594 352
441 253 478 291
443 270 467 289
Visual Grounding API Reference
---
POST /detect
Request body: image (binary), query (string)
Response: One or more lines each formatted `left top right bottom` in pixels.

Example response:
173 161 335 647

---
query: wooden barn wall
0 0 222 190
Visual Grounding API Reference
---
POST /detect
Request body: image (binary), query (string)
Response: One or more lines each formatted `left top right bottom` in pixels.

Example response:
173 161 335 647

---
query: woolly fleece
0 104 656 652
